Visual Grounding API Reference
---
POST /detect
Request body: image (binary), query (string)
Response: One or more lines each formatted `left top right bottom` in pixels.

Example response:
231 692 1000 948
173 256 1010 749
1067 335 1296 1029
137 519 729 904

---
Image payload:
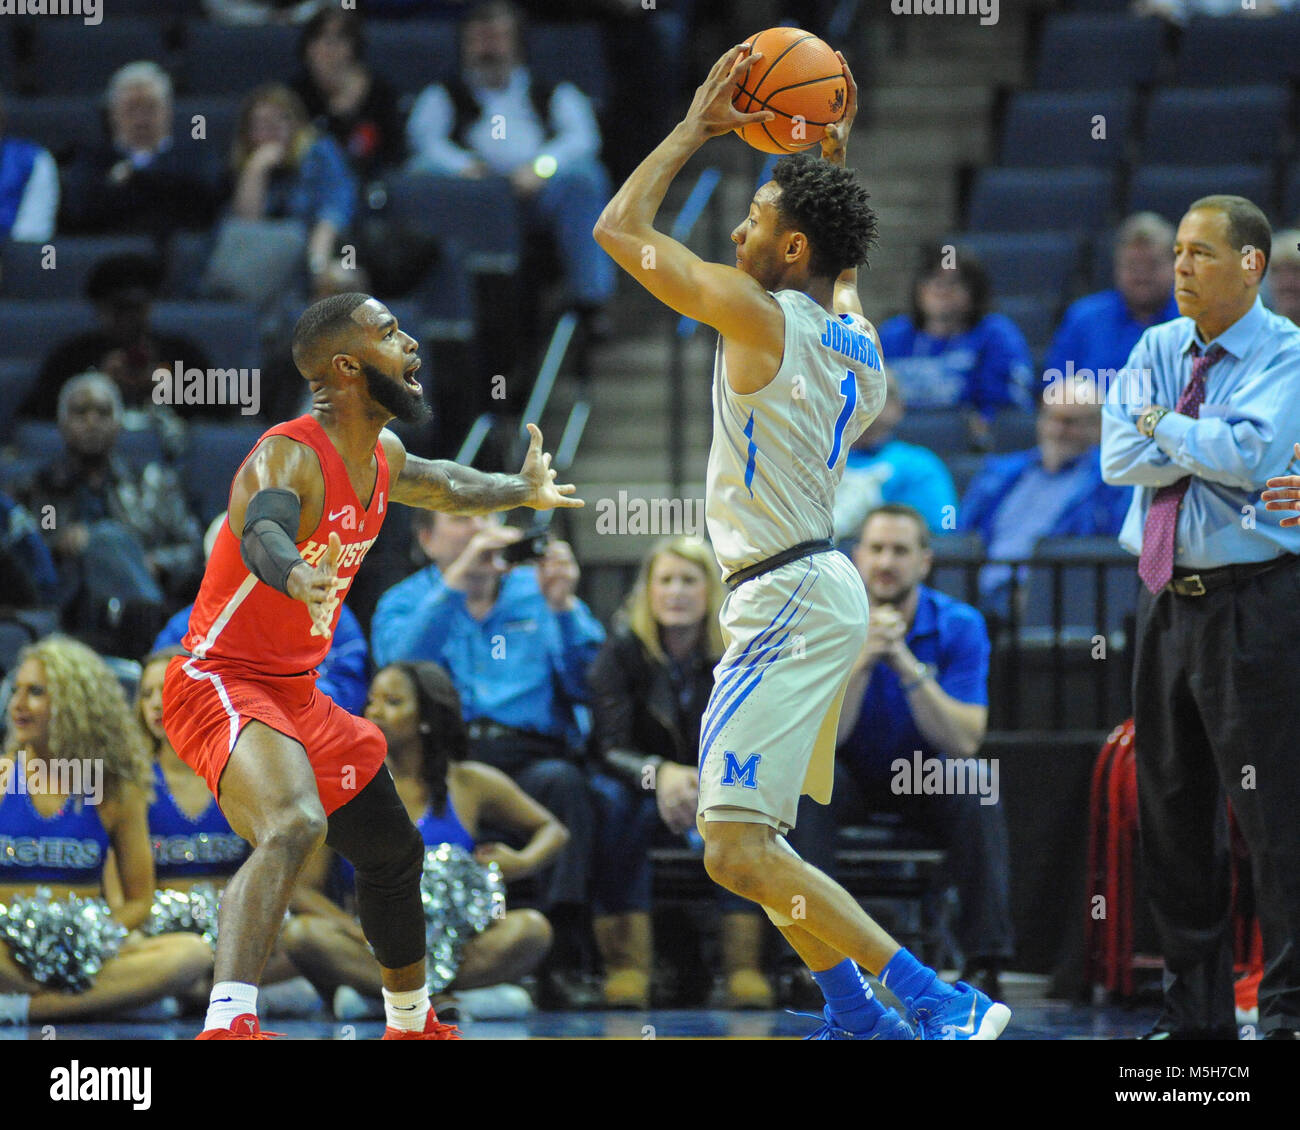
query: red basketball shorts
161 655 386 817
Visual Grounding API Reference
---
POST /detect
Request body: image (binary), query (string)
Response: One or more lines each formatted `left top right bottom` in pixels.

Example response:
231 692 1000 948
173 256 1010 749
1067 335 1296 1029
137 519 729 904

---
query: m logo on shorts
720 751 761 790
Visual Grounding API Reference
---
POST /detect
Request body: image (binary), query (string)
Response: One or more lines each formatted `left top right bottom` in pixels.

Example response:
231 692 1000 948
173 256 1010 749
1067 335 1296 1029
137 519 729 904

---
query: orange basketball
731 27 847 154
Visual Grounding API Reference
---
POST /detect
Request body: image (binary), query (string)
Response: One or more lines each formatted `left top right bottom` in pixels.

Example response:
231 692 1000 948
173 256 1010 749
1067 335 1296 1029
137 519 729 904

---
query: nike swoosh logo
393 1004 420 1011
212 997 234 1004
328 508 351 521
952 998 979 1036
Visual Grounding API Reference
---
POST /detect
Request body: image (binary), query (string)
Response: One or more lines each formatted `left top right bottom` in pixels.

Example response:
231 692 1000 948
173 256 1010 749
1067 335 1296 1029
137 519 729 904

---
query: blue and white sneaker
796 1006 916 1040
905 981 1011 1040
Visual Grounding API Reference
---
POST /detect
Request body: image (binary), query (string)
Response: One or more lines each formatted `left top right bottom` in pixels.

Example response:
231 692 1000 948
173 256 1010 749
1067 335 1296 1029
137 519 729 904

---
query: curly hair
6 635 153 800
771 155 878 280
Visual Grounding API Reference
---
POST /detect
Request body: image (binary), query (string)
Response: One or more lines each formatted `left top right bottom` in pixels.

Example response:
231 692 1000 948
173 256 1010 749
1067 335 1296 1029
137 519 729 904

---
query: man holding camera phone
370 509 605 1005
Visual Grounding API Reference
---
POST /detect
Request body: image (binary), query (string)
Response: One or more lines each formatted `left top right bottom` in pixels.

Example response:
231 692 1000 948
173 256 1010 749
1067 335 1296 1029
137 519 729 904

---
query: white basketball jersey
705 288 887 575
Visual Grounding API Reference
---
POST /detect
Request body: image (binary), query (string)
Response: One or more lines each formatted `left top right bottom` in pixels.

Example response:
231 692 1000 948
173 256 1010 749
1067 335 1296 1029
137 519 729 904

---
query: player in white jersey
594 46 1010 1039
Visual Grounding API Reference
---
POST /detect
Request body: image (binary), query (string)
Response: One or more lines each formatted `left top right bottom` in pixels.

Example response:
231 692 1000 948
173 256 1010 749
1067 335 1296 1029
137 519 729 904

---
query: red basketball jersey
183 415 389 675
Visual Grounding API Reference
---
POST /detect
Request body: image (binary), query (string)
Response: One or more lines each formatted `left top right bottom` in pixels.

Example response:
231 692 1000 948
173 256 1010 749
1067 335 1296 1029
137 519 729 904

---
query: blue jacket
958 445 1129 544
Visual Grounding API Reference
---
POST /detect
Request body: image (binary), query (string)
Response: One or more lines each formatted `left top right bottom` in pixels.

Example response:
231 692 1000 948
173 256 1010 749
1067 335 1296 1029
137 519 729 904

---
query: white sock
382 985 430 1032
205 981 259 1032
0 993 31 1026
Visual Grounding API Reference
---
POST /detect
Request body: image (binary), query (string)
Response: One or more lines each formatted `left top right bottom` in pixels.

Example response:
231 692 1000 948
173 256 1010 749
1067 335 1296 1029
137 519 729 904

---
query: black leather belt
724 538 835 591
1167 554 1299 597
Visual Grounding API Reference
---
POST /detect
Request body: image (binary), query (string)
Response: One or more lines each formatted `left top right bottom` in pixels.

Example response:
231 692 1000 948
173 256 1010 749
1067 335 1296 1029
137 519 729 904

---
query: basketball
731 28 847 154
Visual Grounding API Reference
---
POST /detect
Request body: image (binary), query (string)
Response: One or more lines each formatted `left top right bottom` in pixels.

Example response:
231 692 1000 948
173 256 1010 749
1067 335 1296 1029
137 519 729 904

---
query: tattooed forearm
392 457 532 515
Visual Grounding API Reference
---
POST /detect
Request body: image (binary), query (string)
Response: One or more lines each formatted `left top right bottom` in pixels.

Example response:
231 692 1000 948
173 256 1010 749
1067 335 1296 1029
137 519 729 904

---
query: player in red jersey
161 292 582 1039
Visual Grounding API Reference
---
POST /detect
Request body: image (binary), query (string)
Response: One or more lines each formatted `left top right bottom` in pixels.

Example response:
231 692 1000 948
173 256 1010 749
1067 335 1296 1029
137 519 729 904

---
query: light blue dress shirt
1101 296 1300 568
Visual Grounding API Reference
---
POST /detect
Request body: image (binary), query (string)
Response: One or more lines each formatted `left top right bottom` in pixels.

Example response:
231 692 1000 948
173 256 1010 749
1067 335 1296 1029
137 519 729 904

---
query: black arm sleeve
240 488 305 595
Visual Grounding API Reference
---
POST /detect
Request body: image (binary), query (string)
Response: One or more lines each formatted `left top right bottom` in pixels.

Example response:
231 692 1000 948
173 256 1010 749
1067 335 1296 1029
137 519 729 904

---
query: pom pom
0 888 127 993
419 843 505 992
141 885 222 949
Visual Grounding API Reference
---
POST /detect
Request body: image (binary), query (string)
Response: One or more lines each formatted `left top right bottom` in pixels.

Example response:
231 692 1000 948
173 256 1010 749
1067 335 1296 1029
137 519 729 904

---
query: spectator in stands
959 373 1129 618
405 0 616 327
833 369 959 540
1134 0 1298 22
0 95 58 242
60 62 222 243
227 84 358 293
1043 212 1179 386
0 636 213 1026
290 9 404 182
23 251 214 422
370 511 604 1007
18 373 204 657
587 535 776 1009
153 514 370 716
787 504 1013 998
0 492 59 610
1265 229 1300 328
878 244 1034 451
285 661 563 1019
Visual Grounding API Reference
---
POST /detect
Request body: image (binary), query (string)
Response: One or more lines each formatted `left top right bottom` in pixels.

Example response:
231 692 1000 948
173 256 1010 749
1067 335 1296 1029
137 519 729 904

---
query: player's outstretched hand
820 50 858 163
683 43 776 141
288 530 346 637
1262 443 1300 526
519 423 584 510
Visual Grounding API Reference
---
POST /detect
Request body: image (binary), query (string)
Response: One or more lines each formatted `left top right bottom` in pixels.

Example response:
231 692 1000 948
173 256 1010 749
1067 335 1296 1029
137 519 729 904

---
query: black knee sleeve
326 769 427 970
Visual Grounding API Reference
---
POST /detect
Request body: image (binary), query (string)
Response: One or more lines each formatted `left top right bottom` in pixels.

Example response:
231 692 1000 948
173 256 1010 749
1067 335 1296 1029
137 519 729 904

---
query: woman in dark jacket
588 535 775 1010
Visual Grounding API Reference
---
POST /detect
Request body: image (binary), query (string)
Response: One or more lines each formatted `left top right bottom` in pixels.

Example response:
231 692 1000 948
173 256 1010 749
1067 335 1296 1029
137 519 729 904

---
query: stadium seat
151 302 262 372
173 95 241 160
998 90 1134 168
1175 14 1300 86
0 235 157 300
996 297 1058 361
949 232 1080 301
1023 535 1138 637
365 19 459 97
988 406 1040 453
894 410 971 457
968 167 1115 233
527 21 610 111
1034 15 1167 91
1143 87 1287 166
1127 164 1273 225
11 419 63 468
163 230 217 300
0 360 38 442
943 453 987 500
182 421 268 523
1278 162 1300 223
28 19 170 96
384 171 521 274
926 531 984 605
0 301 98 360
4 96 105 162
179 25 298 96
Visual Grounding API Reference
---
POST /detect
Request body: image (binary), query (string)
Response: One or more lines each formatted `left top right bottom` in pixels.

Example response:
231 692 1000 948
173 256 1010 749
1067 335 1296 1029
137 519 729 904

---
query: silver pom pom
141 885 221 948
0 888 128 993
419 843 505 992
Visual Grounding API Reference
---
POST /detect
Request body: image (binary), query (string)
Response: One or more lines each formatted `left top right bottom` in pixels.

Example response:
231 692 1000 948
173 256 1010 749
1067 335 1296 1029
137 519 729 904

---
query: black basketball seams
737 30 816 105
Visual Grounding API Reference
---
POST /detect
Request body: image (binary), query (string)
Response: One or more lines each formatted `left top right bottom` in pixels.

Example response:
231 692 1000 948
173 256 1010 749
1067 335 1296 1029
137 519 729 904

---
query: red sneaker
196 1013 282 1040
382 1010 461 1040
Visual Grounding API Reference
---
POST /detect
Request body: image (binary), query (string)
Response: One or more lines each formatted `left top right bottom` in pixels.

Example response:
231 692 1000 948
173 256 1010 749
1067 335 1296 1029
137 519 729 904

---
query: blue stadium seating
151 302 262 372
944 454 987 500
1175 14 1300 86
1127 164 1273 224
949 231 1081 301
989 406 1040 452
0 236 157 300
894 410 972 457
28 19 170 96
1143 86 1287 166
179 25 298 96
996 297 1058 360
164 230 217 300
1034 15 1167 91
4 97 105 162
182 421 267 524
384 171 521 274
999 90 1134 168
173 95 241 160
1024 535 1138 636
527 21 610 111
968 167 1115 232
0 301 99 360
0 360 37 443
365 19 460 97
1278 162 1300 222
926 531 985 604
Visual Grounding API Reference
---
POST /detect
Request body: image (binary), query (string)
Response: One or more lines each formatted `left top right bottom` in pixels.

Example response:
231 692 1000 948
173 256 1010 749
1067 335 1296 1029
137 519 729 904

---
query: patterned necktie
1137 343 1226 595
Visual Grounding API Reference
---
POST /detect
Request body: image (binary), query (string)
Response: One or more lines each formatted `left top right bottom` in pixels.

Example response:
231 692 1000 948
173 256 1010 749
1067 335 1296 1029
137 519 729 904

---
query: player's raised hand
287 530 346 637
683 43 776 140
519 423 584 510
1261 442 1300 525
820 51 858 163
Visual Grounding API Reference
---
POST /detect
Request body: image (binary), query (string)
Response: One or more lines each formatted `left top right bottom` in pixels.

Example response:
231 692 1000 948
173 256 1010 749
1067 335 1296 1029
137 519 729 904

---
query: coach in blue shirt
788 503 1013 997
1044 211 1180 384
1101 193 1300 1040
371 508 604 936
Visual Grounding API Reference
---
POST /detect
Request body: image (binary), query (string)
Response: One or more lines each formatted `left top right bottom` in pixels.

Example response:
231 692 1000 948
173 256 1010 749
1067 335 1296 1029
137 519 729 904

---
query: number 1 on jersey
827 369 857 469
